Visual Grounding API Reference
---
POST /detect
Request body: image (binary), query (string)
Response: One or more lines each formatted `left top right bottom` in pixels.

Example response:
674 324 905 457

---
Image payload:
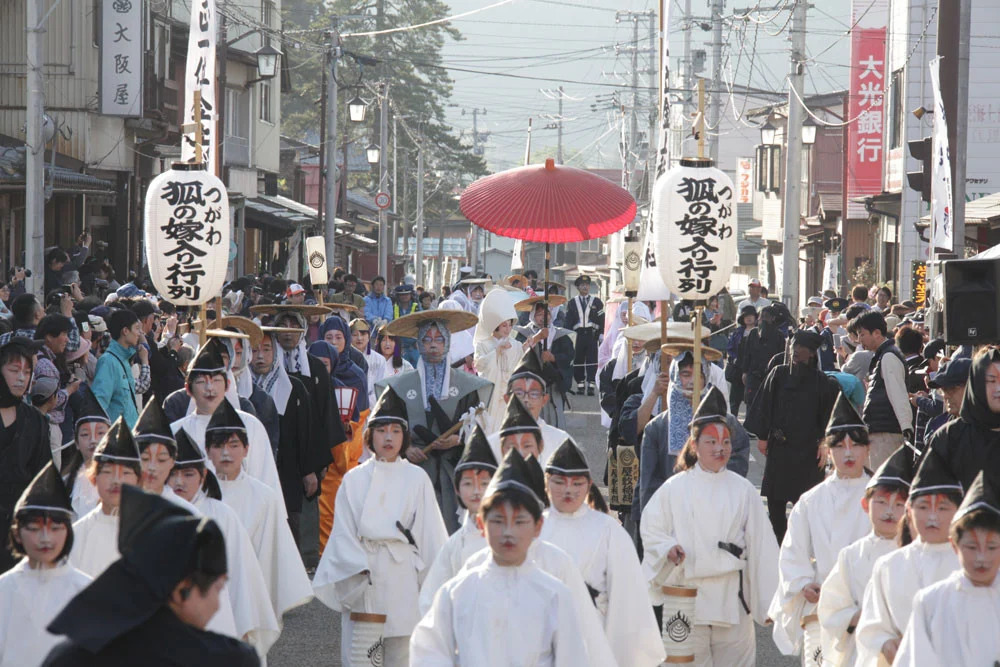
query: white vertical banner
99 0 143 116
510 239 524 272
929 57 954 253
822 253 839 292
182 0 218 174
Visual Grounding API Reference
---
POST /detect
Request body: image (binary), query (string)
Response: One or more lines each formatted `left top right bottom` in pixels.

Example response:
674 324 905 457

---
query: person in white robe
474 288 544 431
170 343 286 517
418 423 496 614
61 391 111 518
350 317 387 407
540 438 664 667
313 386 448 667
410 448 592 666
854 449 963 666
133 398 200 517
168 427 282 659
894 471 1000 667
0 464 91 667
817 446 911 667
641 386 779 667
201 398 314 623
769 395 874 660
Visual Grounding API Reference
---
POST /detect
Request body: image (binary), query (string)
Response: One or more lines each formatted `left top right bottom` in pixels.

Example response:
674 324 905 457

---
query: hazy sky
438 0 854 173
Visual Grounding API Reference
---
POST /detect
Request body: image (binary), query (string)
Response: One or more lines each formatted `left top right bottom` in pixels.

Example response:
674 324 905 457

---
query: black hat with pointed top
133 398 177 455
499 394 541 439
205 398 247 441
866 445 915 491
483 448 546 512
954 469 1000 523
454 424 499 480
15 461 73 518
369 385 409 427
93 417 141 468
826 393 868 435
524 453 549 508
911 447 964 499
545 438 591 478
73 388 110 430
47 485 227 653
172 428 205 468
187 342 227 380
509 347 547 389
690 386 728 427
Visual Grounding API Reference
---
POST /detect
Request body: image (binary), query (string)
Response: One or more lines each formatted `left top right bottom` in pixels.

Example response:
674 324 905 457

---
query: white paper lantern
660 585 702 662
653 157 737 300
306 235 329 287
801 615 823 666
622 231 642 295
349 612 386 666
144 164 230 305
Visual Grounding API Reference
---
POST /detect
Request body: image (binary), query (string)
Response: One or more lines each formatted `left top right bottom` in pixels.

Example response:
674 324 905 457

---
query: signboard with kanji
99 0 143 116
845 27 887 219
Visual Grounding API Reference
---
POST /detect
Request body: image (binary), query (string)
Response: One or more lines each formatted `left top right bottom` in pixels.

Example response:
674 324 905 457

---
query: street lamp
802 116 818 146
760 119 777 146
348 96 367 123
366 143 381 165
245 44 282 87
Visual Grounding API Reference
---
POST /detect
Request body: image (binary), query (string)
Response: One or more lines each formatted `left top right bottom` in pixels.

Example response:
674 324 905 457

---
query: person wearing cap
167 430 284 656
516 298 575 429
745 329 841 542
44 486 258 666
392 285 420 365
539 439 664 666
411 448 594 666
0 337 53 574
563 274 604 396
62 390 112 517
133 399 199 515
921 357 971 447
329 273 366 310
417 424 497 614
313 386 448 667
893 470 1000 666
854 449 963 666
816 445 910 666
768 395 874 662
855 310 914 470
641 386 780 665
364 275 394 327
737 303 787 409
91 309 144 428
908 340 946 453
284 283 307 305
737 278 771 313
0 464 92 667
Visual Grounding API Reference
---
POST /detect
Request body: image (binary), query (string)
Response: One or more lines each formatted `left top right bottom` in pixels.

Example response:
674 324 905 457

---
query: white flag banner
182 0 218 173
511 239 524 272
929 57 953 253
822 253 840 292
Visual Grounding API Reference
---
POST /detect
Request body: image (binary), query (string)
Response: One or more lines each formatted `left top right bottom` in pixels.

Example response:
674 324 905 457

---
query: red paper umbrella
460 158 637 243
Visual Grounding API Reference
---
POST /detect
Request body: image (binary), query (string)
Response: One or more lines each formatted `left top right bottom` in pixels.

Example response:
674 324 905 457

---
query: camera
95 240 109 250
9 267 31 278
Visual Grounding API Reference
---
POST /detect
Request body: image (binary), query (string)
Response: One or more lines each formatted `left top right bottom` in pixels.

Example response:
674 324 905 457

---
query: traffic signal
907 137 932 203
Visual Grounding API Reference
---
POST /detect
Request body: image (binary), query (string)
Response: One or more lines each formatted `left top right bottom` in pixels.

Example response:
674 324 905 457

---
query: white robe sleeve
552 578 597 667
744 484 781 627
854 559 898 667
555 549 620 667
253 488 313 618
892 590 940 667
413 474 449 585
603 521 665 667
419 533 462 615
409 581 459 666
768 500 816 655
312 478 371 612
817 548 859 667
639 485 680 598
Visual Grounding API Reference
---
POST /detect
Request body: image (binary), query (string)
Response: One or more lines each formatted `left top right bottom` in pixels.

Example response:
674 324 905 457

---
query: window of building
888 69 904 150
755 144 781 193
259 81 273 123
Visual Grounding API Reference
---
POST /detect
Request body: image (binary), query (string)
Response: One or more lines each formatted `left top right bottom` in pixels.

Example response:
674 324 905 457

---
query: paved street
268 391 796 666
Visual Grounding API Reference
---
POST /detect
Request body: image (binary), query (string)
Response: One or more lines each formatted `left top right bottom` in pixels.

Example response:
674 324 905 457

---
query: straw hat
514 295 567 312
384 309 479 339
210 315 262 349
249 304 332 318
659 341 723 362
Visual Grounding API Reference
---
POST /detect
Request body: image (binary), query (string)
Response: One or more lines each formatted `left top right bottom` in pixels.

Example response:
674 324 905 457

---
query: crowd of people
0 246 999 667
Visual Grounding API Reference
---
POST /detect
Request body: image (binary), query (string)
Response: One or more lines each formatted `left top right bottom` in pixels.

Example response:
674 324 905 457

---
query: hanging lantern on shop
622 229 642 296
653 157 737 300
144 164 230 305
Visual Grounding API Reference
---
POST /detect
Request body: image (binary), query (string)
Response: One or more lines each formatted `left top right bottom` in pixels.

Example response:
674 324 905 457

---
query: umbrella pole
543 241 551 351
692 305 703 413
199 303 207 347
626 296 634 373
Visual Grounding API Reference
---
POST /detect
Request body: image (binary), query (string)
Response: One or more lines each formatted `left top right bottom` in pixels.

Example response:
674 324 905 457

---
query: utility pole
629 15 639 194
557 87 564 163
937 0 971 256
416 127 425 285
781 0 808 315
708 0 724 162
324 22 340 274
647 12 657 200
378 83 390 277
25 0 45 295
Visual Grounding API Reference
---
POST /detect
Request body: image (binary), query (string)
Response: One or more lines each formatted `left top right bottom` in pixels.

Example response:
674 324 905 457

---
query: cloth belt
717 541 751 615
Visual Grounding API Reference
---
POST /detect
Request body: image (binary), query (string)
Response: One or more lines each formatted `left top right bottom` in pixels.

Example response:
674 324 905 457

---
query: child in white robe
854 448 963 666
817 446 911 667
418 423 496 614
540 438 664 667
60 391 110 518
0 464 91 667
770 395 874 662
313 386 448 667
894 471 1000 666
641 386 779 667
410 449 592 666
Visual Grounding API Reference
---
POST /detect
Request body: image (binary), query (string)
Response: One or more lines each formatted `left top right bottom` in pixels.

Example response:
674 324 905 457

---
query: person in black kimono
249 328 318 545
515 298 575 429
737 303 788 410
0 337 52 573
563 275 604 396
744 329 840 542
44 485 259 666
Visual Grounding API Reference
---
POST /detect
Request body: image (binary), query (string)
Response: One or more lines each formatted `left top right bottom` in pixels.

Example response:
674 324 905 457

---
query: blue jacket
91 340 139 428
364 294 394 324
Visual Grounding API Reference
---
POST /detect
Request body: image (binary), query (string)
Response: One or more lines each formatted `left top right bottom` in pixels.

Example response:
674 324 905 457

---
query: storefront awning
0 147 114 194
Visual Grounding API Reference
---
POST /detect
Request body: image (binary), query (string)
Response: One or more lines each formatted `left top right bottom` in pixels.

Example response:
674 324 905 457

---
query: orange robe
318 409 369 554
